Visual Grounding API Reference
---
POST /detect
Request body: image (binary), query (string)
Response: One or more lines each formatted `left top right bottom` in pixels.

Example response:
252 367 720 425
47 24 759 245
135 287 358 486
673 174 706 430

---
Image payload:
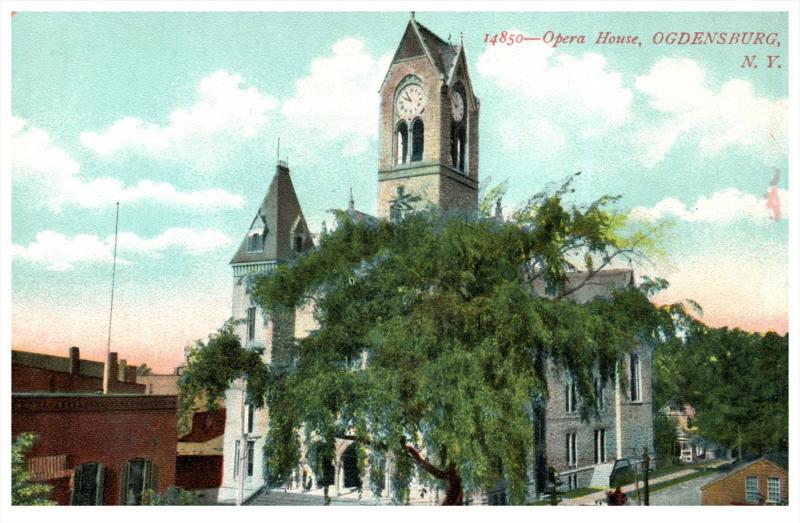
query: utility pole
236 382 246 505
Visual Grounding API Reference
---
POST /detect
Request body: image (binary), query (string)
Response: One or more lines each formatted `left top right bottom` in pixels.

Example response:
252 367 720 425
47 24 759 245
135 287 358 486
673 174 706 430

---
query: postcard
2 2 796 521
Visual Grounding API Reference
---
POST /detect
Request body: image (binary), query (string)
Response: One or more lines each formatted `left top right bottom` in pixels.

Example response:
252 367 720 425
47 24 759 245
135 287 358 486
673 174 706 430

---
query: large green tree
181 182 677 505
654 322 788 456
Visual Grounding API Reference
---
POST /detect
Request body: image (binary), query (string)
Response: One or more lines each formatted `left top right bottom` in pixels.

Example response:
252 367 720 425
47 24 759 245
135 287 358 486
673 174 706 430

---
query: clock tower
377 15 479 219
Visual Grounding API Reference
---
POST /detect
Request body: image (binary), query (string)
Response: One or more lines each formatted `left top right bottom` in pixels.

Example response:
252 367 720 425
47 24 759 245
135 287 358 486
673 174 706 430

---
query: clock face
396 84 425 119
451 91 465 122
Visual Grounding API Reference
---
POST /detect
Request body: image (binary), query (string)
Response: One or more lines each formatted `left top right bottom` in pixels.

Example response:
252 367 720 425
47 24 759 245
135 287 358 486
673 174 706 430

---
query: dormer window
290 217 307 254
246 233 263 253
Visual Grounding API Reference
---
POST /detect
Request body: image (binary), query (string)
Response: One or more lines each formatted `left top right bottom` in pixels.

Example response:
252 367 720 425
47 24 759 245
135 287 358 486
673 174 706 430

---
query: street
647 472 726 506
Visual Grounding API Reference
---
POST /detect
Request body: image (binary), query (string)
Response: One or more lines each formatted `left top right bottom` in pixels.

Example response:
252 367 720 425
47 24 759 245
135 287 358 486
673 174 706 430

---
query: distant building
11 347 177 505
701 456 788 505
660 403 722 463
140 369 226 500
12 347 144 394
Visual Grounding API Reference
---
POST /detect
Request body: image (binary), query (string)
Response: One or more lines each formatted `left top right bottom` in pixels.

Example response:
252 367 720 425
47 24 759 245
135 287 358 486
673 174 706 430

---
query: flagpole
107 202 120 358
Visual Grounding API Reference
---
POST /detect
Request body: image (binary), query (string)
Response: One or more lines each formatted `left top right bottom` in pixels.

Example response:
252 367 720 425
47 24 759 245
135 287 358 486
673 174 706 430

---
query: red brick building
12 393 177 505
701 456 788 505
11 348 178 505
12 347 144 394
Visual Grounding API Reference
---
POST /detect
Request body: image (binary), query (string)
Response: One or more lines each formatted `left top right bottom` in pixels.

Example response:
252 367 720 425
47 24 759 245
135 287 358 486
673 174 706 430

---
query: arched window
71 462 105 505
120 458 158 505
450 84 468 173
294 236 303 253
396 121 409 165
458 125 466 172
411 119 424 162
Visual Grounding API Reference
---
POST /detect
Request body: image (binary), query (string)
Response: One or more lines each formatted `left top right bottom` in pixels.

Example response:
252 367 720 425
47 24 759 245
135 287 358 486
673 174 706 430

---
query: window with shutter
247 441 255 477
121 458 150 505
120 461 130 505
71 462 106 505
95 464 105 505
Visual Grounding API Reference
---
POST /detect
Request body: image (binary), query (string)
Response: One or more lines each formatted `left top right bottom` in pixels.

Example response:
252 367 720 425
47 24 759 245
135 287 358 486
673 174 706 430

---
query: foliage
136 363 153 376
181 180 677 505
178 320 264 429
12 433 55 506
653 414 678 468
654 323 788 456
141 486 204 505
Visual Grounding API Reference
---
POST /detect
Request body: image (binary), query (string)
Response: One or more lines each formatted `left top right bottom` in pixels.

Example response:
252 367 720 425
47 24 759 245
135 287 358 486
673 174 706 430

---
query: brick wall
12 394 177 505
176 456 222 490
701 460 788 505
12 363 145 394
377 52 479 219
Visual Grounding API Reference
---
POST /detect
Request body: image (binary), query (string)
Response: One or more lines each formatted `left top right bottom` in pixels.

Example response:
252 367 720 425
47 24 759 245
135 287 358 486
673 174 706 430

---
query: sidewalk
560 461 733 506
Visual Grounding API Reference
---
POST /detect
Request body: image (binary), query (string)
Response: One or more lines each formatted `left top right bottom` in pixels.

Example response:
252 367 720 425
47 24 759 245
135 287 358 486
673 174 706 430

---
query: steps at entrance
589 462 616 489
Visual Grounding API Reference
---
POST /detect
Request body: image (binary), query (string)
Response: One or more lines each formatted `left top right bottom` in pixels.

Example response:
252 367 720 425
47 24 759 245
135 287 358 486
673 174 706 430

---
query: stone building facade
537 270 655 493
218 15 654 504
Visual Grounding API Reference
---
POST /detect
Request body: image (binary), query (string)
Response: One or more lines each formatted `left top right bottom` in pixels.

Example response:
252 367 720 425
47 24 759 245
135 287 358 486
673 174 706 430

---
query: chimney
68 347 80 375
118 359 128 382
102 352 118 394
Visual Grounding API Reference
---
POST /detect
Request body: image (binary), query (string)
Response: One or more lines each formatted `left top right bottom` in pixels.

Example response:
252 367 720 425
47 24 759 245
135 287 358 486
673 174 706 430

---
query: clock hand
404 93 412 103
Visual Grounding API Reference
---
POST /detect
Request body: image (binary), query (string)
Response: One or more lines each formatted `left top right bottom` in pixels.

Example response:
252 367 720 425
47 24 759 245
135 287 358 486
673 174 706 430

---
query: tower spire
348 188 355 211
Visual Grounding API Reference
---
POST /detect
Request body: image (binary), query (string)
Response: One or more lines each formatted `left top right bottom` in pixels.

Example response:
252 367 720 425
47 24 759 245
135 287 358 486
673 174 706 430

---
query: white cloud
11 231 115 271
635 58 788 167
115 228 232 256
12 117 244 211
630 187 789 223
80 70 279 161
477 34 633 125
12 228 232 271
282 37 392 157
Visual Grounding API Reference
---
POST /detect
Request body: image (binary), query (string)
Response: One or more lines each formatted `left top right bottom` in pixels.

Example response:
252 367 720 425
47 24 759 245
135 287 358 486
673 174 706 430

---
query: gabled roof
700 455 789 490
412 19 458 79
230 162 313 265
381 17 460 92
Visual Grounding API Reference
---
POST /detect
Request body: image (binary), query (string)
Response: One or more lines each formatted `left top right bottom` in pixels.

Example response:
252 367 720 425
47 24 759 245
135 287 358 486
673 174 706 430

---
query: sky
9 10 789 373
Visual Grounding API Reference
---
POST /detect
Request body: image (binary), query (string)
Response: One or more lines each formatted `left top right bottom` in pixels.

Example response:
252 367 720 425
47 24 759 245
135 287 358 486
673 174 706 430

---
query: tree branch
403 444 449 480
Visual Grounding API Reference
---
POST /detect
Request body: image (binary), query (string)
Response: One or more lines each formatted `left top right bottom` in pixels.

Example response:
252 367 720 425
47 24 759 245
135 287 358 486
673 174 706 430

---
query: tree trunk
403 444 464 505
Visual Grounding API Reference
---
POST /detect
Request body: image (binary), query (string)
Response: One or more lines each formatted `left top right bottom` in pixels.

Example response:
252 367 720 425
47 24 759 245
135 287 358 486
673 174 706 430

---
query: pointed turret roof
230 162 312 265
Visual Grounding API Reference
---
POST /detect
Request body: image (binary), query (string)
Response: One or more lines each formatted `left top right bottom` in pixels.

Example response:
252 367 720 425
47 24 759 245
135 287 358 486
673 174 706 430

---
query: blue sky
10 11 789 371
